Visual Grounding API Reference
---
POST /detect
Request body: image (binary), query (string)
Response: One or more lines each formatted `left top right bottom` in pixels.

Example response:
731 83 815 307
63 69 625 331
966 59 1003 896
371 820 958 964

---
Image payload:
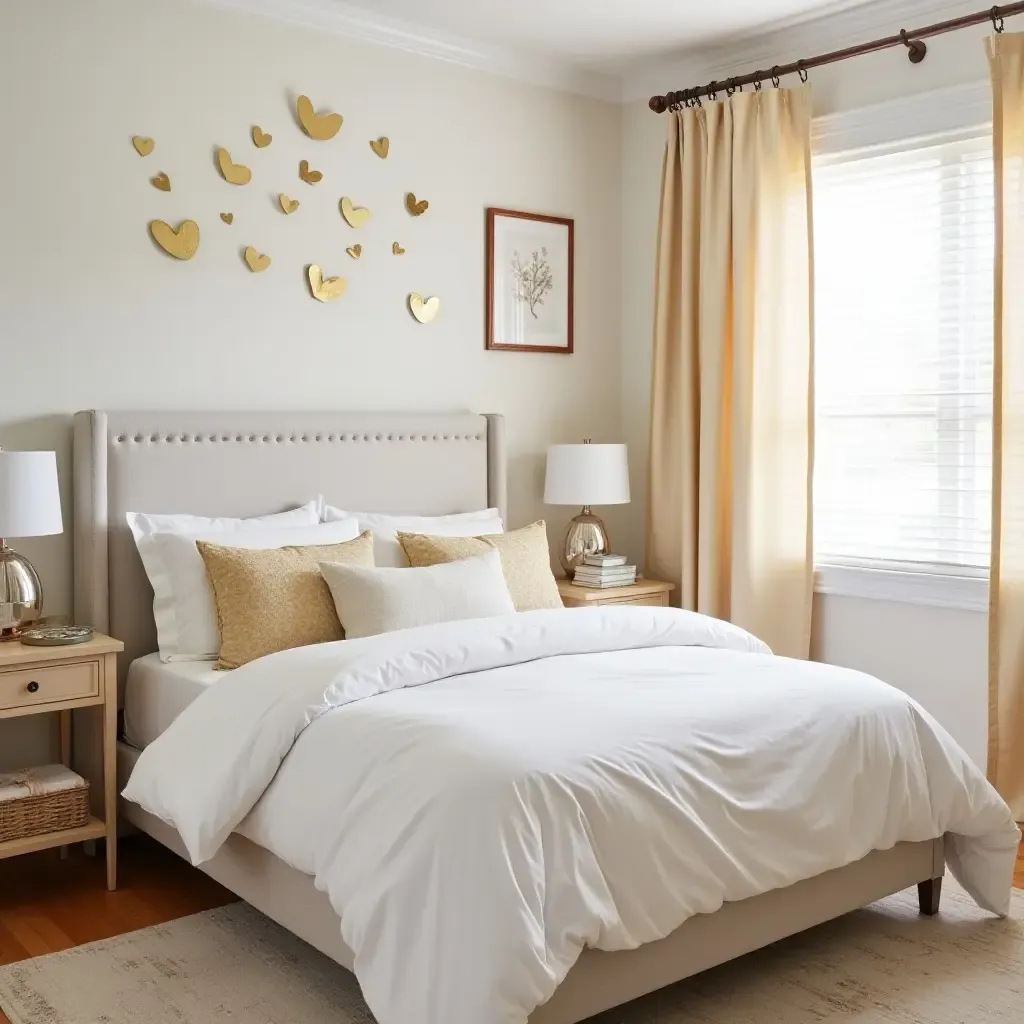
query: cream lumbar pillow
318 550 515 640
197 531 374 670
397 520 562 612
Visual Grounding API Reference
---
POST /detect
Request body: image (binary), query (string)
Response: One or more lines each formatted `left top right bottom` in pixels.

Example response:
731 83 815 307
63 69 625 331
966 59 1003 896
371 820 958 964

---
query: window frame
810 85 993 610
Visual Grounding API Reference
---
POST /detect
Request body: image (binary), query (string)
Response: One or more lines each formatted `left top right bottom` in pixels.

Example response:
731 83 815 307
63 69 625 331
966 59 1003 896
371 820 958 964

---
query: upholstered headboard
73 410 506 681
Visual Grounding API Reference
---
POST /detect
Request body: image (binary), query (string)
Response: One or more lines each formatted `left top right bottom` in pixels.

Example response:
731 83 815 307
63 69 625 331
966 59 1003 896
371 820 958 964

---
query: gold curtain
988 32 1024 821
646 88 814 658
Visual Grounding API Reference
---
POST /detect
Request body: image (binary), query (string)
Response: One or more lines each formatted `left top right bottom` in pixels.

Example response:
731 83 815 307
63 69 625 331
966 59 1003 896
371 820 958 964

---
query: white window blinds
813 132 995 575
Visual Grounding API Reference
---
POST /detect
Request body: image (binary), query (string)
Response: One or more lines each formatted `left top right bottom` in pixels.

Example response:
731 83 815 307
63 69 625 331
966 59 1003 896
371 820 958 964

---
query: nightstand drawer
0 662 100 710
590 594 670 608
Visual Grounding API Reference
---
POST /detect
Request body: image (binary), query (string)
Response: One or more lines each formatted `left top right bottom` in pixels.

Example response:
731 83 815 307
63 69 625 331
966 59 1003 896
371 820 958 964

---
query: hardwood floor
0 836 234 968
0 834 1021 1023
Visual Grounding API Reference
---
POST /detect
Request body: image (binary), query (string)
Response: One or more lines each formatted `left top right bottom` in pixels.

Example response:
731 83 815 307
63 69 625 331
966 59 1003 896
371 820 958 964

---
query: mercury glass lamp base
0 541 44 641
561 508 611 579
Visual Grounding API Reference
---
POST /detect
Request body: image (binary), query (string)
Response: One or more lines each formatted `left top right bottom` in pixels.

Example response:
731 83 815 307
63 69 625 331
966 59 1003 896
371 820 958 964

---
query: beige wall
618 24 995 767
0 0 623 766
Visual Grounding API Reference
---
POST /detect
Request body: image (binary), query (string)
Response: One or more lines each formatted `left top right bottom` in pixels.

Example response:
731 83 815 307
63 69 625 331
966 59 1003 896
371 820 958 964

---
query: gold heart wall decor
216 147 252 185
346 244 362 259
298 159 322 184
220 212 234 224
150 172 171 191
409 293 440 323
308 264 347 302
279 194 300 215
244 246 271 273
149 219 200 261
405 193 429 216
340 197 371 228
296 95 343 141
369 137 390 159
252 126 272 148
392 242 405 255
133 136 155 157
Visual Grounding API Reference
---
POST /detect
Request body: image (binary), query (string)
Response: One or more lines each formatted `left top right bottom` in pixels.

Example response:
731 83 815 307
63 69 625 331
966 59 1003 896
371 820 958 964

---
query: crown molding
622 0 988 103
192 0 622 102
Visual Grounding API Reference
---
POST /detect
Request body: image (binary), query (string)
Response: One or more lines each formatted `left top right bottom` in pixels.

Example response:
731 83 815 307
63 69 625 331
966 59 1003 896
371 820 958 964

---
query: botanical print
510 247 554 319
488 209 573 352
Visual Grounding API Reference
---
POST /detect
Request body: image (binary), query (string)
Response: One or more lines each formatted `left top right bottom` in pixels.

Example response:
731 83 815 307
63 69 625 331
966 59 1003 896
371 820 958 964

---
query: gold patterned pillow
397 521 561 611
197 531 374 670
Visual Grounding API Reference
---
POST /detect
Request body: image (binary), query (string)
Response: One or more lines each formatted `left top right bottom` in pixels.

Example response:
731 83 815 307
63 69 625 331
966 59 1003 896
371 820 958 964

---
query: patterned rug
0 881 1020 1023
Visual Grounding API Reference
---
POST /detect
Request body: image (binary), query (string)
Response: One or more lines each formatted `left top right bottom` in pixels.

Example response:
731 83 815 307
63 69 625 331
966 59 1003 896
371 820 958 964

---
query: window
813 132 995 578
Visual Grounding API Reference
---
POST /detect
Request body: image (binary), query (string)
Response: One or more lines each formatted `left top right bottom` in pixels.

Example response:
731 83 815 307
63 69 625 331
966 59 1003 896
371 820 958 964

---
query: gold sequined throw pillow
197 531 374 669
397 521 561 611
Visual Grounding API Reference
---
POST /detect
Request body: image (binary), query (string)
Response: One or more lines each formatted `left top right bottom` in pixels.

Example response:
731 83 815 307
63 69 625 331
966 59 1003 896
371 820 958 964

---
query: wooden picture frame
486 208 574 353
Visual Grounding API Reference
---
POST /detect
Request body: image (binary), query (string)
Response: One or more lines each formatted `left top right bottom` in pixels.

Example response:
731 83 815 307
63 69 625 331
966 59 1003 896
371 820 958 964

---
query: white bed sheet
123 654 222 749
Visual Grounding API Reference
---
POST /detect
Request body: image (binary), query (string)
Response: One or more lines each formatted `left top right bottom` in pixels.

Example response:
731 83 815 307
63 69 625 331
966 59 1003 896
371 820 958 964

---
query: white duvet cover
123 607 1021 1024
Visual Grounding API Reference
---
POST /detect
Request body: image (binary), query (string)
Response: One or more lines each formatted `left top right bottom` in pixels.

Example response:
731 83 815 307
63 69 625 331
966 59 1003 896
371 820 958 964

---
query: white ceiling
329 0 869 71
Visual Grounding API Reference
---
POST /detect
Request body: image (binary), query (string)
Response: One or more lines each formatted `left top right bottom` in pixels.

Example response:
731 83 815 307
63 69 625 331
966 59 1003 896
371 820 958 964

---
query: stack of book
572 554 637 589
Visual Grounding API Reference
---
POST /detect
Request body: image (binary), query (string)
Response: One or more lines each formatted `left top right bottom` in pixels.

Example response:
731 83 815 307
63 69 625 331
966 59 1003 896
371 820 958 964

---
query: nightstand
0 633 123 889
558 578 675 608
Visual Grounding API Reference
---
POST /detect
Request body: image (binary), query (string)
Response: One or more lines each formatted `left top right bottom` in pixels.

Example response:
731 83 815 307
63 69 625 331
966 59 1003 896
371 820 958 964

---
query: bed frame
72 409 946 1024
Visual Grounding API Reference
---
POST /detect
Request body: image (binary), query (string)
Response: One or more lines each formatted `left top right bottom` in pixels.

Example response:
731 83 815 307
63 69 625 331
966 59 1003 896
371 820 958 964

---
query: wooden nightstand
0 633 123 889
558 578 675 608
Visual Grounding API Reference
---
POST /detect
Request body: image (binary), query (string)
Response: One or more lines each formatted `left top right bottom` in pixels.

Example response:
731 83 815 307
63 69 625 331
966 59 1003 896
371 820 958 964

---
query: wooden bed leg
918 876 942 915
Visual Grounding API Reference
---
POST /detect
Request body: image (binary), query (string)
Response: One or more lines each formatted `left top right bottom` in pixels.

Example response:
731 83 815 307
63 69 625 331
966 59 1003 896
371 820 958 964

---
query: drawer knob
26 681 39 694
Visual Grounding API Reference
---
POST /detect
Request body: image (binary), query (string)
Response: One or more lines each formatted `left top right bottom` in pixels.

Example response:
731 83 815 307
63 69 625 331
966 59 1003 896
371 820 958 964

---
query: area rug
0 882 1020 1023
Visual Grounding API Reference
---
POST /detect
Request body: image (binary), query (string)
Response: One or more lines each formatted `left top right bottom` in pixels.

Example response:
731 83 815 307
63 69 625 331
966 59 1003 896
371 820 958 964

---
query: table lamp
544 440 630 578
0 449 63 640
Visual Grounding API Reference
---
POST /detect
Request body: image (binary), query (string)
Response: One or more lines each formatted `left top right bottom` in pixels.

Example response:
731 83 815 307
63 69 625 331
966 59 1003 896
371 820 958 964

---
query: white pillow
318 550 515 639
131 516 361 662
321 505 503 567
128 500 320 540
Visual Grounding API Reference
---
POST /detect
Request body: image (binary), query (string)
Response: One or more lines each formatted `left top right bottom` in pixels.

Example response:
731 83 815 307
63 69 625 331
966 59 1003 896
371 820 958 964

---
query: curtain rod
648 2 1024 112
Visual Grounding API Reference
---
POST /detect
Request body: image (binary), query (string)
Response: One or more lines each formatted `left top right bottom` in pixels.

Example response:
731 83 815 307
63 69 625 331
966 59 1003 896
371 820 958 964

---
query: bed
71 409 1016 1024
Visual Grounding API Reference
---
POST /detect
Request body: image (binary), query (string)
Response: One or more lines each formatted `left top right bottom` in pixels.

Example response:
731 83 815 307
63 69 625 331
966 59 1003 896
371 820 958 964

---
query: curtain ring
992 5 1005 32
770 66 781 88
707 81 718 101
797 60 809 83
726 78 737 97
753 73 763 92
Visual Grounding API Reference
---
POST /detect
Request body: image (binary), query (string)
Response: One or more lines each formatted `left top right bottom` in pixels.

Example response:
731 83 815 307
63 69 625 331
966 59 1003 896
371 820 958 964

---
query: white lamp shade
544 443 630 506
0 451 63 538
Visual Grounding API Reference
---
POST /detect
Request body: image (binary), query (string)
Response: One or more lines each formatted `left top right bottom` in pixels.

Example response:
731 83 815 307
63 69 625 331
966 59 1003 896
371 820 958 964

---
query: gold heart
149 219 199 261
346 244 362 259
409 293 440 323
405 193 429 217
296 95 343 141
244 246 271 273
340 196 371 228
220 212 233 224
392 242 405 255
299 159 322 184
150 172 171 192
252 126 272 148
133 136 154 157
216 147 251 186
279 194 299 215
308 264 347 302
369 137 389 159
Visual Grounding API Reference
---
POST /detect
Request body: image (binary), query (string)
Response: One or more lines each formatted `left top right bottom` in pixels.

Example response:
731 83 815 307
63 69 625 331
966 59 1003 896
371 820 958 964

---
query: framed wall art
486 208 574 353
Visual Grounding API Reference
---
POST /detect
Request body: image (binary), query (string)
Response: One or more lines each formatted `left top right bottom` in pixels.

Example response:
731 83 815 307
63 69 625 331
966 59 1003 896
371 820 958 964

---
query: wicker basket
0 770 90 844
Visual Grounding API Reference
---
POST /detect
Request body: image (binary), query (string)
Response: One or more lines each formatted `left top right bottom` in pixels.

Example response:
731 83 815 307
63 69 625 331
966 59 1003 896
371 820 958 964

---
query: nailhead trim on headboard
112 432 485 444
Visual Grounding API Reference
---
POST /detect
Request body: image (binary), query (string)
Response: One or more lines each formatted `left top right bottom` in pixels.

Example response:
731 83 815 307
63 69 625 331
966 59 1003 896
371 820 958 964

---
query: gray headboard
73 410 506 680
